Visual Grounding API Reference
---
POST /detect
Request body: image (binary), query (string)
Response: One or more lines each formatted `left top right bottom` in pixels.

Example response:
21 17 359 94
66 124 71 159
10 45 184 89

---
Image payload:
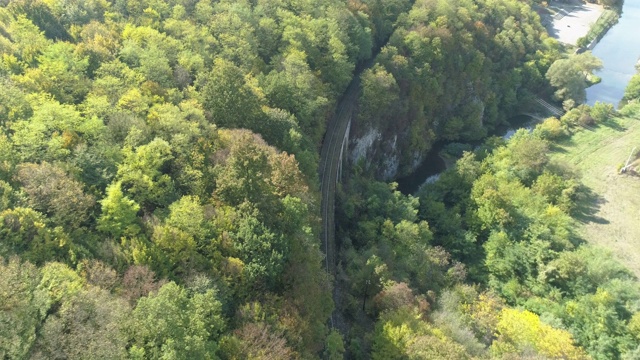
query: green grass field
551 115 640 277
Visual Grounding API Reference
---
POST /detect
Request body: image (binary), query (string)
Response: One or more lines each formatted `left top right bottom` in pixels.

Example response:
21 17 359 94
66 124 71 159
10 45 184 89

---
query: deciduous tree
127 282 225 360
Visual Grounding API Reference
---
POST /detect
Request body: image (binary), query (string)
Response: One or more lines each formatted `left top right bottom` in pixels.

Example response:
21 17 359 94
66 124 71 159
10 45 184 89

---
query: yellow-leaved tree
491 308 590 359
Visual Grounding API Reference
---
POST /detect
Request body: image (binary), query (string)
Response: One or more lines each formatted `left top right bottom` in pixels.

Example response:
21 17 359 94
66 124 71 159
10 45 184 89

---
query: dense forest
0 0 388 357
352 0 559 178
338 110 640 358
1 0 639 359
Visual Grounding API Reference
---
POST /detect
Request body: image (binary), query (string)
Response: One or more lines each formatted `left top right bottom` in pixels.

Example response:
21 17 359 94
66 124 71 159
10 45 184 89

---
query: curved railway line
318 2 415 332
318 76 359 327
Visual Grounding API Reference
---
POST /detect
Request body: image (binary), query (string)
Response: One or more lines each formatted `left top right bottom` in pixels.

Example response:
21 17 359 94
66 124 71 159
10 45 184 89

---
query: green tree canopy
127 281 225 360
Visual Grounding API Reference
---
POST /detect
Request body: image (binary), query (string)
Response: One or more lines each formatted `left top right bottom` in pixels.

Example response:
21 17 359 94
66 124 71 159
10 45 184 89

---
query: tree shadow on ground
601 118 626 131
549 143 569 154
549 134 580 153
572 185 609 225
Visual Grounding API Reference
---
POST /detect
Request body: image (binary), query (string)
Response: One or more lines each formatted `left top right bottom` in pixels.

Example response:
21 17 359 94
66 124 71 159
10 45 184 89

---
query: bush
443 143 474 158
534 117 565 139
560 105 594 128
563 98 577 111
590 101 615 122
620 101 640 117
579 112 595 126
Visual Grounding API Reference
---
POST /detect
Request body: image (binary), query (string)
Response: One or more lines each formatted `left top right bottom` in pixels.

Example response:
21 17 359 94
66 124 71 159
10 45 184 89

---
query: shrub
590 101 615 123
534 117 565 139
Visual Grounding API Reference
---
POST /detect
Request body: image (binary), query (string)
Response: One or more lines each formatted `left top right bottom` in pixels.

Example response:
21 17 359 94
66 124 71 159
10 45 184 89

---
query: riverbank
541 0 605 46
540 0 624 52
395 0 622 196
586 0 640 105
576 8 619 50
396 113 545 194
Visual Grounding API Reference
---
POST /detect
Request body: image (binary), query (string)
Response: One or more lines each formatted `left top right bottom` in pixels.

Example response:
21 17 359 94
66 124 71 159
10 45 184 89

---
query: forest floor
551 116 640 277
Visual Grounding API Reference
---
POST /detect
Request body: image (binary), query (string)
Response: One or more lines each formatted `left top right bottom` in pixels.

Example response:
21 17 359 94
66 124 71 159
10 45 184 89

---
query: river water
586 0 640 106
396 116 533 194
397 1 640 194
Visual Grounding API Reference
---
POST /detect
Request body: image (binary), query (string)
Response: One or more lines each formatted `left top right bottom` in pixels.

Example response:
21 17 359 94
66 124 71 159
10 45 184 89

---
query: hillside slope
552 115 640 276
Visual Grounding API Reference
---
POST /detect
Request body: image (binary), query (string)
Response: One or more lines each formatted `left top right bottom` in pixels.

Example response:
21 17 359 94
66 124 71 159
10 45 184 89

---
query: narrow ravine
318 6 416 332
319 59 387 333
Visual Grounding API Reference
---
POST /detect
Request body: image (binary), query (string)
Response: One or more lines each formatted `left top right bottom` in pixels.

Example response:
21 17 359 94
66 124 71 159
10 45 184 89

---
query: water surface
396 116 534 194
397 2 640 194
586 0 640 106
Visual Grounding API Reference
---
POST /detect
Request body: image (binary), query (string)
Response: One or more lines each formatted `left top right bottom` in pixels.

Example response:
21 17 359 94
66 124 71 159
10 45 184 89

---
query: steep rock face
350 130 401 181
349 91 486 180
350 128 381 168
346 0 553 181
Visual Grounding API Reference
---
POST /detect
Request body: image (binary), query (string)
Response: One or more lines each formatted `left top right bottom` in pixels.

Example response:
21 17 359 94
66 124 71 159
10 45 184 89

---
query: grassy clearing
551 116 640 276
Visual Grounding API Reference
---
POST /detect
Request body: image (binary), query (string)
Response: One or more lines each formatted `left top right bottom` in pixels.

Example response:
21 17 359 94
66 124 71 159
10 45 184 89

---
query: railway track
319 77 359 327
